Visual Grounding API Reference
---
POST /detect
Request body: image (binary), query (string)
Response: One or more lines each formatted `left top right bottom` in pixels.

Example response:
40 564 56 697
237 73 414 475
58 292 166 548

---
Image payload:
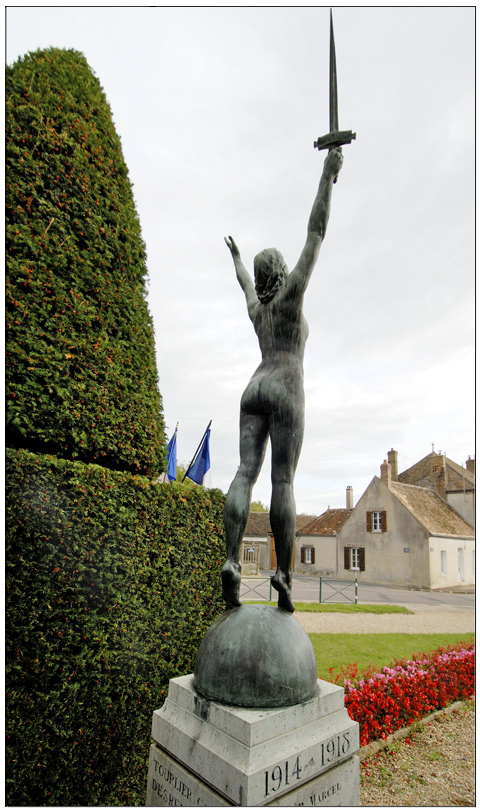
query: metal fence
319 577 358 604
239 576 358 604
239 577 272 602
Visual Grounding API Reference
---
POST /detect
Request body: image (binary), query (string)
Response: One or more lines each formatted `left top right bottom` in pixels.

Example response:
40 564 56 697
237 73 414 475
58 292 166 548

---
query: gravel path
294 604 475 635
360 700 475 806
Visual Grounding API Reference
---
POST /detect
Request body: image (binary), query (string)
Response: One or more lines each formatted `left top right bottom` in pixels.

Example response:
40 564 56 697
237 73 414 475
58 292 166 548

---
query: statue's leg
269 410 304 613
222 410 269 610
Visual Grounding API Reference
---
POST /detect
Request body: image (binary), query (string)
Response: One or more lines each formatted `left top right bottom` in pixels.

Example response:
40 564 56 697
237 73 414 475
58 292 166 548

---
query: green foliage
6 447 226 806
175 462 197 488
6 48 166 475
250 500 268 512
309 633 475 682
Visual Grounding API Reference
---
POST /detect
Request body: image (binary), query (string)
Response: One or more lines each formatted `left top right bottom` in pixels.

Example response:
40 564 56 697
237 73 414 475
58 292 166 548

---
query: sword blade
329 9 339 133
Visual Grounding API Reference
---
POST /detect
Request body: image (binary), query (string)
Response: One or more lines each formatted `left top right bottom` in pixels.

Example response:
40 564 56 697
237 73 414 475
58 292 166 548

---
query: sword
314 9 356 155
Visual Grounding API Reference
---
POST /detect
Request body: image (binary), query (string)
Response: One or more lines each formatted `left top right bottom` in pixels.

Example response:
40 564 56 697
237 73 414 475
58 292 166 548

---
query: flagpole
161 422 179 483
169 421 179 476
183 420 212 482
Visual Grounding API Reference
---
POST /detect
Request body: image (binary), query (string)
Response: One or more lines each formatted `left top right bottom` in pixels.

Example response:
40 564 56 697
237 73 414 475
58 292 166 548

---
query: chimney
346 486 354 510
380 459 392 488
430 453 445 486
466 456 475 477
433 466 446 500
387 448 398 481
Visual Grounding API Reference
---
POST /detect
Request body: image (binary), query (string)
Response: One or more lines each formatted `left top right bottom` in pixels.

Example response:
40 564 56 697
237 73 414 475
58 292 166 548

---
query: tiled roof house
242 449 474 586
336 455 475 589
295 491 354 575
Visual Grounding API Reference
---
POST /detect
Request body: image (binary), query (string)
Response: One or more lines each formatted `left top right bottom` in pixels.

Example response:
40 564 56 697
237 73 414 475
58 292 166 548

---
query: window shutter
301 547 305 563
366 511 372 532
344 547 350 570
359 548 366 571
381 511 387 532
311 547 315 564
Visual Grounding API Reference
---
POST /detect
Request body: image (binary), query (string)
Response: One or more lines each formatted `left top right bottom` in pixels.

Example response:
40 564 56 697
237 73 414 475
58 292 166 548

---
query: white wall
428 536 475 588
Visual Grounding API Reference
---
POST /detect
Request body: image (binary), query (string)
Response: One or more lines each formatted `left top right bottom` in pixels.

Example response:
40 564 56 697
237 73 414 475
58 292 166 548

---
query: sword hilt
314 130 356 151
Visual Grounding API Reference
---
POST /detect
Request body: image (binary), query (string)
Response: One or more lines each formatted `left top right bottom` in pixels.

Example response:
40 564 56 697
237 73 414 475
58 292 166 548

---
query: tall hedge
6 48 166 475
6 448 226 806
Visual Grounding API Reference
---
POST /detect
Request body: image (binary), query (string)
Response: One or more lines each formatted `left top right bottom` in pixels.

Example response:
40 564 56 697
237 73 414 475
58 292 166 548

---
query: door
458 548 465 582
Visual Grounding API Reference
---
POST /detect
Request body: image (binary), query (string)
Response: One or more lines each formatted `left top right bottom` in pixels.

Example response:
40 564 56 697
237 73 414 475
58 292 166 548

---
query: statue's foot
271 571 295 613
221 561 243 611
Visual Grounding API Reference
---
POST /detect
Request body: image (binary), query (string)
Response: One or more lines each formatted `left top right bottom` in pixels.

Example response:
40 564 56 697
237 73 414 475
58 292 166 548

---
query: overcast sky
6 6 475 515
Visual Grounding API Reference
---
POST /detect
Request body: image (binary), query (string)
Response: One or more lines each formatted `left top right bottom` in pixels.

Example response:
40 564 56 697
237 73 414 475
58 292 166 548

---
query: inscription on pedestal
146 745 226 807
146 744 360 807
263 731 352 800
267 756 360 807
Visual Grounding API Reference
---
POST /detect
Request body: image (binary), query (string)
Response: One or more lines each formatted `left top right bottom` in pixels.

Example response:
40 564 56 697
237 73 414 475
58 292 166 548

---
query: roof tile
244 512 317 536
297 509 353 537
390 481 474 537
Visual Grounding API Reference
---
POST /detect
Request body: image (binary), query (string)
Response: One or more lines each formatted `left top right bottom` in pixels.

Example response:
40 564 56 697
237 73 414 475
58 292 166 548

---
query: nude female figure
222 147 343 613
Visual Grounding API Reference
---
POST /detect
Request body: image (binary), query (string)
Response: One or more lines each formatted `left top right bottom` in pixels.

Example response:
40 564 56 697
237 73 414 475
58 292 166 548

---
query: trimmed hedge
6 448 226 806
6 48 166 475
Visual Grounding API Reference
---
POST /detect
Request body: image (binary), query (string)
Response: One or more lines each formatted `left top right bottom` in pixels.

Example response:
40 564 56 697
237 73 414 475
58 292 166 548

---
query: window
441 550 447 575
344 546 365 572
301 546 315 564
366 511 387 532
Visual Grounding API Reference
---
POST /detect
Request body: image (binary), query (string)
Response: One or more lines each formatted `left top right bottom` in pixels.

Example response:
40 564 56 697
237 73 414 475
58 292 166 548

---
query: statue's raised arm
287 147 343 298
224 235 258 319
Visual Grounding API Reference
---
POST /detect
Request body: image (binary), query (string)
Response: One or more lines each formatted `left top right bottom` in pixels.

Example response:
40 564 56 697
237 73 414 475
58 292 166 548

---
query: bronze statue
222 10 354 613
222 147 343 613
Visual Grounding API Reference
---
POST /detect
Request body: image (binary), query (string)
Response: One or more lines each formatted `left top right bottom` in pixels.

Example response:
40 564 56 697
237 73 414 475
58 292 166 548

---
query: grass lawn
249 601 412 614
311 632 475 682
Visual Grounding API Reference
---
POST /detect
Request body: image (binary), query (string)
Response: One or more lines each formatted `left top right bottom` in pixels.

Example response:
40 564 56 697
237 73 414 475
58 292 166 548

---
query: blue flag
186 424 211 486
166 427 178 482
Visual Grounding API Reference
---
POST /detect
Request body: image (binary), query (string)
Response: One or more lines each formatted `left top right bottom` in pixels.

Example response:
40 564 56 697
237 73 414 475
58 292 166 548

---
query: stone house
294 449 475 589
337 457 475 589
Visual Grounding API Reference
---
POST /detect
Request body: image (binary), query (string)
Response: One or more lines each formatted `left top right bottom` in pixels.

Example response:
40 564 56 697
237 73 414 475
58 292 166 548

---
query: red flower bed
333 643 475 746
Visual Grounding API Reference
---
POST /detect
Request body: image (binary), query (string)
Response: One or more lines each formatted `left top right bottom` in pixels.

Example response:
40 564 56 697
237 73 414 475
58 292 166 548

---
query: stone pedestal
146 675 359 807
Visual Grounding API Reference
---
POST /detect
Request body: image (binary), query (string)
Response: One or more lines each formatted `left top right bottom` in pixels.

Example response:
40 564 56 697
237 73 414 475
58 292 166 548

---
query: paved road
240 572 475 608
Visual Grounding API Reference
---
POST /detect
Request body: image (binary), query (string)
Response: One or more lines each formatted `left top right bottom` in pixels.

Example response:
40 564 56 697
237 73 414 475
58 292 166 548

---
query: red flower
342 644 474 746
